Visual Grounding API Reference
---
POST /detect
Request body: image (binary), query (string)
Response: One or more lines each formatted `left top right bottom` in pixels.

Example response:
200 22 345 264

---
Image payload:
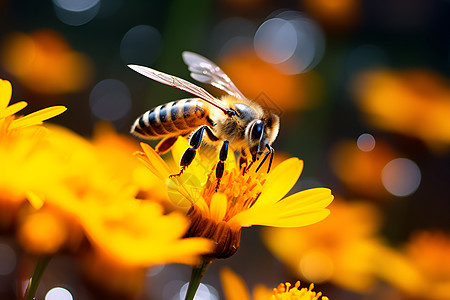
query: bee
129 51 279 185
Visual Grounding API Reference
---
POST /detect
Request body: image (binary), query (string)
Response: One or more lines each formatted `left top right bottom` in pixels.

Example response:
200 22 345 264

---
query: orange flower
220 267 329 300
353 69 450 151
1 30 93 95
329 138 397 198
402 230 450 299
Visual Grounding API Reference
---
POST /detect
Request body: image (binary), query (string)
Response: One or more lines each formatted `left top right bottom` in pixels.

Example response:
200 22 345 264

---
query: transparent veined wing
128 64 230 114
182 51 247 100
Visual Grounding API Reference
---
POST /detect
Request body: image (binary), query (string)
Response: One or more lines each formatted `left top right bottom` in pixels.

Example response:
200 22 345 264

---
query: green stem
24 256 51 300
184 259 211 300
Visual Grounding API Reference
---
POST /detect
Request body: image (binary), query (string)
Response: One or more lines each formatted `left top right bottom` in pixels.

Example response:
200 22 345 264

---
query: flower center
272 281 328 300
201 168 266 222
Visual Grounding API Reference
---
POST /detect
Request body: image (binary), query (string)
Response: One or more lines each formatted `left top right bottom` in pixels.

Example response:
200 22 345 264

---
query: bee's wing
182 51 247 100
128 64 230 114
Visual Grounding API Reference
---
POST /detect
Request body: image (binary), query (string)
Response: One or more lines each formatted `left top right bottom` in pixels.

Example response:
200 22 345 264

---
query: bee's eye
251 120 263 141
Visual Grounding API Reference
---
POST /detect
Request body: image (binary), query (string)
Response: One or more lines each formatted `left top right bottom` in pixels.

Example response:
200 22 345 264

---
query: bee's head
246 113 280 169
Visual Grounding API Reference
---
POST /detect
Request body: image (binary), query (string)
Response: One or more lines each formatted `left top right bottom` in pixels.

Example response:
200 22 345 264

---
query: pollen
272 281 328 300
201 168 266 222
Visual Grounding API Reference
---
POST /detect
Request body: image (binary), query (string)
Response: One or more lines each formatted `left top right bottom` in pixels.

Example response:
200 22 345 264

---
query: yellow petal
10 106 67 129
26 191 45 210
139 142 172 179
230 188 333 227
253 158 303 208
209 193 227 222
0 79 12 114
276 188 334 211
253 284 275 300
235 207 330 228
3 101 27 118
220 267 251 300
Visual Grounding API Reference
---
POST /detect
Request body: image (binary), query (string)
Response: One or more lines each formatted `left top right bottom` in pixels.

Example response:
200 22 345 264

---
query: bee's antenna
255 145 274 173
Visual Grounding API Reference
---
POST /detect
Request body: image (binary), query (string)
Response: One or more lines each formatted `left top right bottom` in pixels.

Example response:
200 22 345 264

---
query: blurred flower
220 48 323 112
402 230 450 299
1 29 93 95
136 138 333 259
302 0 360 32
0 78 66 228
1 79 213 297
220 267 328 300
263 199 414 292
91 122 170 204
352 69 450 151
22 124 214 264
329 138 397 198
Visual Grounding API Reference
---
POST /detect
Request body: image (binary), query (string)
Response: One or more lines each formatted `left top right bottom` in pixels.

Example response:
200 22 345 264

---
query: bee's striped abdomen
131 98 212 139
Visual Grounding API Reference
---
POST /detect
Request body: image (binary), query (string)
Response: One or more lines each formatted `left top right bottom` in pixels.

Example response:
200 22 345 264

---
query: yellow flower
0 78 66 138
0 78 66 227
136 138 333 259
220 267 329 300
91 122 170 203
16 124 214 265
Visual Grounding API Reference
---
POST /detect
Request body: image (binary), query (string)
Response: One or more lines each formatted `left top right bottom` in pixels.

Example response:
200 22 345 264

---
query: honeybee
129 51 279 184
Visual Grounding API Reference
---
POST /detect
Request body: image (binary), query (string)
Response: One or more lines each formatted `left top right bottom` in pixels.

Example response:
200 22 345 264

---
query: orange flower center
201 168 266 222
272 281 328 300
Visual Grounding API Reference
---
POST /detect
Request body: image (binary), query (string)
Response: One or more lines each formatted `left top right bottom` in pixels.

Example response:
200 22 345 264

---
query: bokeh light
89 79 131 121
146 264 165 277
254 18 297 64
254 11 325 74
120 25 162 65
178 282 218 300
52 0 101 26
45 287 73 300
382 158 421 197
357 133 376 152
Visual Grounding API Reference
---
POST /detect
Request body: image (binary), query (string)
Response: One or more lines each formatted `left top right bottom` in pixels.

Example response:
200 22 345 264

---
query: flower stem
24 256 51 300
184 259 211 300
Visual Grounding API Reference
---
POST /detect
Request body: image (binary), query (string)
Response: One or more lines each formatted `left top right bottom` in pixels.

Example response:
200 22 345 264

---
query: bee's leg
238 149 249 174
155 136 178 155
215 140 229 190
255 145 275 173
170 125 217 177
